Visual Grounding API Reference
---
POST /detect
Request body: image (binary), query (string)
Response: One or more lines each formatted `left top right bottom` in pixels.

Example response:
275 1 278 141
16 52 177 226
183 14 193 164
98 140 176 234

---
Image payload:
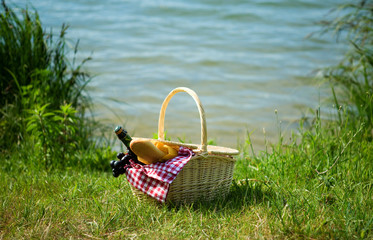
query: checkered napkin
125 146 193 203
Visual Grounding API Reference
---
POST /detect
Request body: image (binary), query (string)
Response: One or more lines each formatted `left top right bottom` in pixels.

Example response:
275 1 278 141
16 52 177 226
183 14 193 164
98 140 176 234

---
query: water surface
13 0 346 149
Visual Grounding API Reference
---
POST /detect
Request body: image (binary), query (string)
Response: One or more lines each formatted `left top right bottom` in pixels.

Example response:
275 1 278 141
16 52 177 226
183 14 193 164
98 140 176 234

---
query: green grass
0 150 371 239
1 109 372 239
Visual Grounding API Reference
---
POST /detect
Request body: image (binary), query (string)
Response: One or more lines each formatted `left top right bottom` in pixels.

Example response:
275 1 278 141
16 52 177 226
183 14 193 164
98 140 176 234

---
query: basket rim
132 137 239 156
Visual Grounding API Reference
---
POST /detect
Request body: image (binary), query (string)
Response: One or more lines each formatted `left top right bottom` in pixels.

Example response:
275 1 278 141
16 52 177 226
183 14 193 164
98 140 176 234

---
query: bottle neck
115 126 132 147
118 131 132 148
114 126 139 162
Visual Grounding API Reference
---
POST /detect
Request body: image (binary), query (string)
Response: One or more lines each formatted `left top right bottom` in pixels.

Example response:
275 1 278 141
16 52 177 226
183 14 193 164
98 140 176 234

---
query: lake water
12 0 346 149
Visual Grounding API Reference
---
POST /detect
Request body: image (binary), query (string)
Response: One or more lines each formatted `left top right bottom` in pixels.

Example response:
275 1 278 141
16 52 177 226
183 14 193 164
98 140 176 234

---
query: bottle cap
114 126 123 135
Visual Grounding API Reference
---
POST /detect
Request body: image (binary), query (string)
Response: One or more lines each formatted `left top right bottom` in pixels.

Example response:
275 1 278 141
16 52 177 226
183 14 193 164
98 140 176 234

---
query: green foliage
0 1 90 109
0 1 91 149
236 108 372 239
0 1 113 171
321 0 373 135
25 103 80 169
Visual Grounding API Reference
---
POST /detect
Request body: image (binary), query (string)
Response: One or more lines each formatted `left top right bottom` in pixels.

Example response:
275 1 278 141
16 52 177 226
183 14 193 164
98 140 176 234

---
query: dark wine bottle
114 126 137 159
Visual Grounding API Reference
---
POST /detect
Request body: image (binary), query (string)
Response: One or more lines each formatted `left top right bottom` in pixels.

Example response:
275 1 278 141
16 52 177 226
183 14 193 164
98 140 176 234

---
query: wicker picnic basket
131 87 239 204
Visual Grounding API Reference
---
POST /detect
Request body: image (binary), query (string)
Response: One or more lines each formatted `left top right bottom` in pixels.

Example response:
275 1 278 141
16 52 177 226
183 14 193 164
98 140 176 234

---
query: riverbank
1 1 372 239
1 113 372 239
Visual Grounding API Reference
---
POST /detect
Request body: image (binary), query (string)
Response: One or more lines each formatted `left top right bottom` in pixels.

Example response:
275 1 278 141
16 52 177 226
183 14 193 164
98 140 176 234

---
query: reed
0 1 113 171
321 0 373 137
0 0 90 110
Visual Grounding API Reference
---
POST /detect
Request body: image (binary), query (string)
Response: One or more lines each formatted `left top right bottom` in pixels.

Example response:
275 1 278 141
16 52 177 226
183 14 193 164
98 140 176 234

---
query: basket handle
158 87 207 153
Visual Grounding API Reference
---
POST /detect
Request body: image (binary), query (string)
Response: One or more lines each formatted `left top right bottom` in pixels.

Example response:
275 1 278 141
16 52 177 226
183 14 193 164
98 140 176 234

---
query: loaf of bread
130 139 179 165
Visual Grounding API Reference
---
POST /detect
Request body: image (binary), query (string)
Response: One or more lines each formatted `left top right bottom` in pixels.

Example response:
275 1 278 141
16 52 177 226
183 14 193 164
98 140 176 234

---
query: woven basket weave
130 87 239 204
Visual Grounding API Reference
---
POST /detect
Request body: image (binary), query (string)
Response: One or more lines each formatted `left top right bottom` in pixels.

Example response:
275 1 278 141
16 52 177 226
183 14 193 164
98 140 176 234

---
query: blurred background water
12 0 346 149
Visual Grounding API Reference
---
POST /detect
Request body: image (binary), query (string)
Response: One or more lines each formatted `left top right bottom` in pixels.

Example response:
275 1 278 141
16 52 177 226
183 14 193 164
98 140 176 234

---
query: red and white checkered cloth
125 146 193 203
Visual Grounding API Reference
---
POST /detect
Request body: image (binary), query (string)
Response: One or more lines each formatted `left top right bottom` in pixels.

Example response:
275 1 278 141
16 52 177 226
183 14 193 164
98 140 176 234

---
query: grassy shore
1 1 372 239
1 118 372 239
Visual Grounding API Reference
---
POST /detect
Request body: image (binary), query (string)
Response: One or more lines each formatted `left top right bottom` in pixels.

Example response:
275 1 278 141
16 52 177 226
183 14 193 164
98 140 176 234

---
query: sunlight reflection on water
15 0 347 149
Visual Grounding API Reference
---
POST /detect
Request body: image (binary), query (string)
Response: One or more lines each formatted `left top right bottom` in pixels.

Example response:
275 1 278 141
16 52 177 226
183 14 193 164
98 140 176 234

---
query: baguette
130 139 167 165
